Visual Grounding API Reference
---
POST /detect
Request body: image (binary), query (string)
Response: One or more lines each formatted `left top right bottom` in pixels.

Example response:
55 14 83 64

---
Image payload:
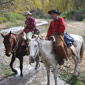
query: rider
13 11 40 54
45 10 67 65
23 11 40 42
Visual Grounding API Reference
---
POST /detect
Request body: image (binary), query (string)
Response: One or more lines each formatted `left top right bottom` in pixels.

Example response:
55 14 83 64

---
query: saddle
21 32 43 46
21 32 37 46
50 32 77 59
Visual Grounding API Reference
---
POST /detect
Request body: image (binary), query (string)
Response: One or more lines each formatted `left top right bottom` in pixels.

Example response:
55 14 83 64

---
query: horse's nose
6 53 10 57
29 56 35 63
6 52 11 57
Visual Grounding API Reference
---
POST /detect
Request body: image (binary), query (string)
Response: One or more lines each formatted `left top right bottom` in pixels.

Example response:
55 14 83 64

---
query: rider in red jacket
46 17 65 37
23 16 36 33
46 10 67 65
23 11 40 40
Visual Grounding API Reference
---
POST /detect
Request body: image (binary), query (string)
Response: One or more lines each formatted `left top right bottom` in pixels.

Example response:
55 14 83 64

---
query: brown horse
1 31 39 76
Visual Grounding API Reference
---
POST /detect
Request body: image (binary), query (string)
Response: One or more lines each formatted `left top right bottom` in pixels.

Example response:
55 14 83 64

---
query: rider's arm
46 21 53 38
23 20 28 31
57 17 65 34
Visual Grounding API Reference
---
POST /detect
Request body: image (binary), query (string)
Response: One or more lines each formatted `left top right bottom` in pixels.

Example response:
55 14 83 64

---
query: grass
0 12 25 29
60 71 85 85
6 20 25 28
0 20 25 29
0 17 8 24
0 61 11 80
82 19 85 22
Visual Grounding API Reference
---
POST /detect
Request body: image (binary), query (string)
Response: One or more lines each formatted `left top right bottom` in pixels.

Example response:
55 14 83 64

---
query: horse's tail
80 39 84 64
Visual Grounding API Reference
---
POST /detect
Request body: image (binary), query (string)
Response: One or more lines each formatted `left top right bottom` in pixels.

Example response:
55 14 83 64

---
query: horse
1 31 39 76
28 34 84 85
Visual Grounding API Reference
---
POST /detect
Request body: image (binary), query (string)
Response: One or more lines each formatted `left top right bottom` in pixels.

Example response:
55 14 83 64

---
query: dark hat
48 10 60 15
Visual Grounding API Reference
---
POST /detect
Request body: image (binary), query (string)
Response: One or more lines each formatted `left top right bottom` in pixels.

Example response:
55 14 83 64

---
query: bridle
7 34 17 54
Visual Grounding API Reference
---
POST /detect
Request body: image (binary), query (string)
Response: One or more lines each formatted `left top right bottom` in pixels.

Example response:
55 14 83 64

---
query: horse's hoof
20 74 23 77
14 70 18 74
35 67 38 70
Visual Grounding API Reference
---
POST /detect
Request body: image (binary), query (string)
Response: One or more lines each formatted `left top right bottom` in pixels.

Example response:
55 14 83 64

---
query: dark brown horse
1 31 39 76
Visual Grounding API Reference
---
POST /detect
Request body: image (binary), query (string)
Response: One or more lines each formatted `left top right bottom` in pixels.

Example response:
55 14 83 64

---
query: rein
10 34 17 53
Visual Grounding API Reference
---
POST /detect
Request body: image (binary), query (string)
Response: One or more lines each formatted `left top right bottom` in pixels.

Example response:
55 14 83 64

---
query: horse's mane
11 32 23 37
11 33 17 36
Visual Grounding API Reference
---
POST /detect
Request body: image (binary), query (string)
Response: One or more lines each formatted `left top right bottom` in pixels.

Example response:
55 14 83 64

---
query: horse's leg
19 57 23 76
53 65 58 85
35 56 39 70
10 55 17 74
46 66 50 85
72 55 80 76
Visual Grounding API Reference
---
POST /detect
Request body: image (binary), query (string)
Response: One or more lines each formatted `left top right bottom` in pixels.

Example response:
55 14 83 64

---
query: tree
0 0 85 14
0 0 13 5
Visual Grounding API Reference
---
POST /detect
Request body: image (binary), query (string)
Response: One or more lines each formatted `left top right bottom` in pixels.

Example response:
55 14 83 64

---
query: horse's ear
8 31 11 37
1 33 5 38
9 31 11 34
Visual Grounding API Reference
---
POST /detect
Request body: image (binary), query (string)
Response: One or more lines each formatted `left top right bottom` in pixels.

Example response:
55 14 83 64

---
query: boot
58 58 64 65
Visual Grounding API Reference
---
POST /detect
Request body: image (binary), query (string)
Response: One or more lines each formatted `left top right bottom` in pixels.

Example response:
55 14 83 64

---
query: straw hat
24 11 32 16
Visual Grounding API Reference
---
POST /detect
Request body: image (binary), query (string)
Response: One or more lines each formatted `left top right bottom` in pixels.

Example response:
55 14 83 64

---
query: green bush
4 12 25 22
7 12 25 20
0 19 3 24
4 13 16 22
82 19 85 22
0 12 25 24
60 10 75 19
61 9 85 21
0 17 8 24
13 13 25 20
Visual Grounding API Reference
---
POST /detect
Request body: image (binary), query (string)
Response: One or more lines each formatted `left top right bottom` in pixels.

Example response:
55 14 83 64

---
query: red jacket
23 17 36 33
46 17 65 37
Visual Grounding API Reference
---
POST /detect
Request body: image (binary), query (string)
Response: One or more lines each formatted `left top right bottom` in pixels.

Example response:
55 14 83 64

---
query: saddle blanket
64 32 74 46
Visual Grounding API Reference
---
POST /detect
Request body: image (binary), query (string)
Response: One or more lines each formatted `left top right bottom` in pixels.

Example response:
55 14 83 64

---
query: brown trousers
52 32 67 59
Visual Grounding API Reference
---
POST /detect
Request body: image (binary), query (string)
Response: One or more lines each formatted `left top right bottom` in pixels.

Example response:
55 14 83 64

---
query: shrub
82 19 85 22
7 12 25 20
4 12 25 22
0 19 3 24
4 13 16 22
61 9 85 21
13 13 25 20
0 17 8 24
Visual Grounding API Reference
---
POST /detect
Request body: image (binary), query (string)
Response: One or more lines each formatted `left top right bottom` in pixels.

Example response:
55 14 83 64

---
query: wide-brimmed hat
48 10 60 15
24 11 32 16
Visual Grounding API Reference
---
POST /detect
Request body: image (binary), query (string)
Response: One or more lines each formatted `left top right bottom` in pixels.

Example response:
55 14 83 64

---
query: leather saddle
50 34 77 58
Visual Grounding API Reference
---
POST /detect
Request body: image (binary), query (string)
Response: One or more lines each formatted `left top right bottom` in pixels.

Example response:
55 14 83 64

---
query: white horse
29 34 84 85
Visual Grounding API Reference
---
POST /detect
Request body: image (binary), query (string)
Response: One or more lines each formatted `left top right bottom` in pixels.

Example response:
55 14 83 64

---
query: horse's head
29 37 39 63
1 31 15 57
